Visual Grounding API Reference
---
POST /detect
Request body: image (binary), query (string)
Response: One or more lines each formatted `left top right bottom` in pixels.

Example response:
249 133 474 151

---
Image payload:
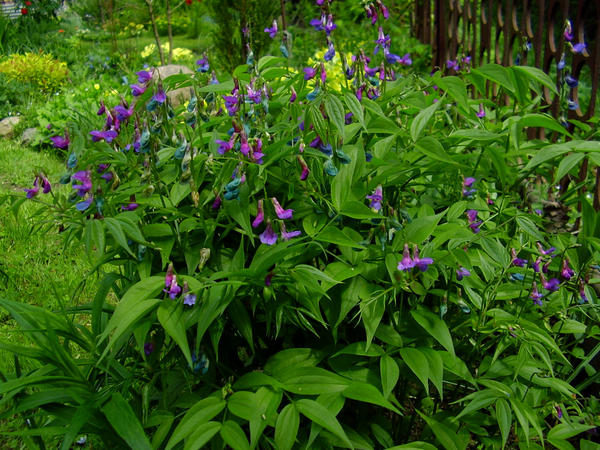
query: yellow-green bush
0 52 69 93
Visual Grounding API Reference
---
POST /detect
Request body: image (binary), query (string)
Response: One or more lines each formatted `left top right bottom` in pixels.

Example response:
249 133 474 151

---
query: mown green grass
0 140 96 373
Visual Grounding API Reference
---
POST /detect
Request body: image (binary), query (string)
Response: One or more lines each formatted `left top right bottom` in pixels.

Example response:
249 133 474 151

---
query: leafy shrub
155 14 190 36
0 52 68 93
3 5 600 450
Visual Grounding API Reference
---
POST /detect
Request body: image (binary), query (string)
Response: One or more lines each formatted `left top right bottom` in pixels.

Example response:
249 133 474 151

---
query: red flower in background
21 8 28 14
185 0 192 4
25 1 32 5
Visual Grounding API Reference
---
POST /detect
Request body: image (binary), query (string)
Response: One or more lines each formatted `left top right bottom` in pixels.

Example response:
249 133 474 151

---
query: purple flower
75 196 93 212
50 134 69 150
272 197 293 219
121 203 139 211
466 209 478 222
533 257 543 273
324 41 335 62
511 248 528 267
303 67 317 80
456 267 471 281
579 282 588 303
281 222 301 241
466 209 482 233
541 274 560 292
40 175 51 194
366 185 383 211
144 342 154 356
264 20 278 38
320 62 327 84
399 53 412 65
530 282 543 306
536 243 556 257
564 20 573 42
72 170 92 197
212 194 222 210
298 156 309 180
130 83 147 97
97 101 106 116
310 16 325 32
136 70 152 84
223 95 239 116
265 272 274 286
561 259 575 280
196 56 209 73
397 243 415 271
412 246 434 272
153 88 167 104
216 138 234 154
345 112 353 124
325 14 336 34
378 0 389 19
290 87 297 103
114 104 134 121
90 129 118 143
565 75 578 88
259 221 278 245
571 42 587 54
23 176 39 198
165 263 174 288
557 55 566 70
463 177 476 196
252 199 264 228
164 275 182 299
101 172 113 182
476 104 486 118
182 281 196 306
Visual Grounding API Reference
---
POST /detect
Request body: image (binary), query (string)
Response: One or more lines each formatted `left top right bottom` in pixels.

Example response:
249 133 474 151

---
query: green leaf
325 94 346 138
296 399 353 449
523 142 571 171
473 64 515 97
157 301 193 368
101 393 152 450
310 105 328 141
495 398 512 449
220 420 250 450
280 367 350 394
344 92 366 130
455 389 499 419
411 101 440 142
411 307 455 355
380 355 399 399
435 76 468 111
520 113 571 136
228 300 254 353
421 348 444 399
512 65 558 95
399 347 430 394
316 225 363 248
405 210 445 244
197 80 235 92
548 422 596 441
340 201 381 219
387 443 438 450
415 136 459 166
264 348 326 375
554 152 585 183
515 215 544 241
165 396 226 450
275 403 300 450
104 217 135 257
361 295 385 350
417 411 466 450
343 382 401 414
184 422 221 450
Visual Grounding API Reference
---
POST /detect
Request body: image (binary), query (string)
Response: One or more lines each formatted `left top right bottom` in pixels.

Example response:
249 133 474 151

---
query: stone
21 127 39 145
0 116 22 138
152 64 194 108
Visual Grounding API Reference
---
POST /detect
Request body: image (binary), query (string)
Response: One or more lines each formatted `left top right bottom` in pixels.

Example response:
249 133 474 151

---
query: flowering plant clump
3 2 600 448
0 52 68 93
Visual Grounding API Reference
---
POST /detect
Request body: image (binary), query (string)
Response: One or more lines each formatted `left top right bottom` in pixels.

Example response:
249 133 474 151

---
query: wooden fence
413 0 599 121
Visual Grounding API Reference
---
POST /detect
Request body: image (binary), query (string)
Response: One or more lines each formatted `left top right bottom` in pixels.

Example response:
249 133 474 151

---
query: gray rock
152 65 194 108
0 116 21 138
21 127 39 145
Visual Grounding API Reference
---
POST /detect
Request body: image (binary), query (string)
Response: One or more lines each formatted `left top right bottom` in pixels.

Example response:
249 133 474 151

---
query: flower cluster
164 263 196 306
397 243 434 272
253 198 301 245
23 174 51 199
